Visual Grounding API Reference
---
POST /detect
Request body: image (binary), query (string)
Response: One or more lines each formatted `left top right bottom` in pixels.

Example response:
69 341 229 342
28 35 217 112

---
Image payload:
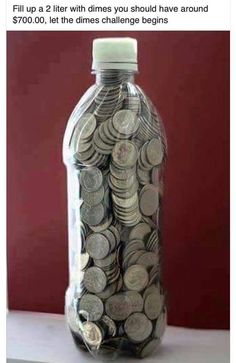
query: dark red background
7 31 230 329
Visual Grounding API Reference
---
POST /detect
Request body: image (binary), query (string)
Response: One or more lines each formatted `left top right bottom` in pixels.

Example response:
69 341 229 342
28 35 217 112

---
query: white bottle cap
92 38 138 71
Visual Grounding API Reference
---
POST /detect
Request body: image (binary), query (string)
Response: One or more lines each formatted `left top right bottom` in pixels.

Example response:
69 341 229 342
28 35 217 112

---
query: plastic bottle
63 38 167 360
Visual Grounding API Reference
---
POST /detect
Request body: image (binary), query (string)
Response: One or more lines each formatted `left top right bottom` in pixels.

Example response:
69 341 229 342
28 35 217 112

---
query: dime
143 284 160 300
123 240 145 256
124 313 152 343
110 163 136 180
109 174 136 190
76 140 91 153
102 315 117 337
80 252 90 270
148 265 160 286
81 203 104 226
89 214 113 232
125 291 144 313
146 138 163 166
139 338 159 358
112 193 138 208
79 294 104 321
139 184 159 216
144 292 163 320
112 110 139 136
84 267 107 293
80 167 103 192
109 225 120 245
112 141 138 169
94 251 117 268
142 215 157 229
101 229 117 252
82 321 103 346
97 281 118 300
66 304 81 334
81 185 104 206
76 113 97 141
124 265 149 291
85 233 110 259
125 250 146 268
137 252 158 269
146 230 159 252
129 223 152 242
154 308 167 339
137 166 151 185
105 293 132 321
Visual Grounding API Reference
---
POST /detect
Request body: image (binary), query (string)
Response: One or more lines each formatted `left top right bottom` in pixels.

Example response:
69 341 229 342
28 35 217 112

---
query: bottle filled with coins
63 38 167 360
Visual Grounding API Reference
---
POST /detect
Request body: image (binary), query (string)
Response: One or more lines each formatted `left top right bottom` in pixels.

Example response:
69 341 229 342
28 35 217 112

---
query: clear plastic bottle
63 38 167 360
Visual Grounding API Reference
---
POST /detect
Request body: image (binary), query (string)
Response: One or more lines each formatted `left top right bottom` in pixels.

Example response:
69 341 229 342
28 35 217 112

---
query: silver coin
105 293 132 321
84 267 107 293
139 184 159 216
109 225 120 245
148 266 160 286
124 264 149 292
123 240 145 256
76 140 91 153
66 304 81 334
85 233 110 259
81 203 104 226
124 313 152 343
125 250 146 269
142 215 157 229
76 145 95 162
143 284 160 300
137 166 151 185
154 308 167 339
112 192 138 208
111 180 139 198
97 281 118 300
80 167 103 192
147 232 159 251
79 294 104 321
144 292 163 320
82 321 103 346
101 229 117 252
125 291 144 313
102 315 117 337
89 214 113 232
129 223 152 242
146 138 163 166
139 338 159 358
93 128 114 155
75 113 97 141
112 141 138 169
109 174 136 190
110 163 136 180
80 252 90 270
112 110 140 136
94 251 117 268
137 252 158 269
107 267 120 284
81 185 104 206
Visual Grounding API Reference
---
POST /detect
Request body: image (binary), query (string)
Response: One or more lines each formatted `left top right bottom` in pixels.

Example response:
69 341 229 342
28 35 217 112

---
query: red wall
7 31 230 329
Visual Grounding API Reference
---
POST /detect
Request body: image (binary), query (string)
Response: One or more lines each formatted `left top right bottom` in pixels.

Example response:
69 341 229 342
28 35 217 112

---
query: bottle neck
93 69 136 86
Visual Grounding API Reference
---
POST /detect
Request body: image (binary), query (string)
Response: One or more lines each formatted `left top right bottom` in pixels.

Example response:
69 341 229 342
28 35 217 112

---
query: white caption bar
7 0 230 30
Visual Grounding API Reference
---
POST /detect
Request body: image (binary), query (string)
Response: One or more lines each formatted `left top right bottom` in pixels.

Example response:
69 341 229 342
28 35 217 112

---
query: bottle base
70 328 162 360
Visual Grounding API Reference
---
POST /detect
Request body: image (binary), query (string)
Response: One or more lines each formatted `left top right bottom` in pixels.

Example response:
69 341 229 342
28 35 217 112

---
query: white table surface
7 311 230 363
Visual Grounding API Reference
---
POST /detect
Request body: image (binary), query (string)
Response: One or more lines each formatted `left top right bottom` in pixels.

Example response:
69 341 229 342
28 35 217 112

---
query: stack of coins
94 86 123 122
80 167 110 226
67 81 167 358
